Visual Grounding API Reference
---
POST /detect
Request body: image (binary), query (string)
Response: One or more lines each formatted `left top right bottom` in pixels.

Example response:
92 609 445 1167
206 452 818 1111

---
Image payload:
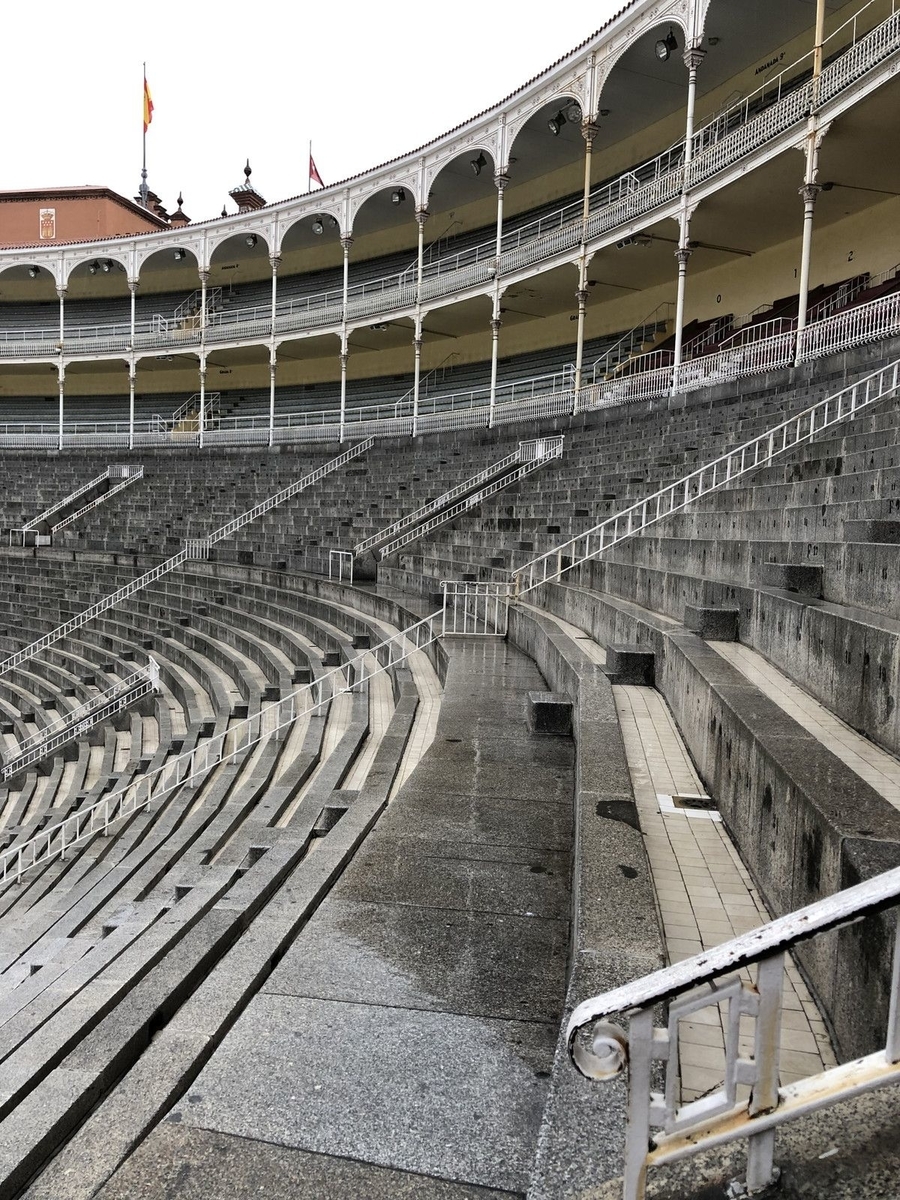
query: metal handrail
0 440 374 677
512 357 900 595
1 658 159 781
0 609 441 886
378 437 563 558
50 467 144 533
353 438 555 556
23 468 113 531
566 862 900 1199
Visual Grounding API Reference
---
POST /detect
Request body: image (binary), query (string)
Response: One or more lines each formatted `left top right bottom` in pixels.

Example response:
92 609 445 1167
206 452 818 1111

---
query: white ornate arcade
1 0 899 446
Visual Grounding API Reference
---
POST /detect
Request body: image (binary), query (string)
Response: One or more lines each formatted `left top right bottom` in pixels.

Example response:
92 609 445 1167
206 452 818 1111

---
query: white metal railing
0 439 374 677
588 305 675 383
441 580 514 636
353 437 562 557
512 358 900 595
173 393 221 424
566 862 900 1200
1 658 159 781
0 610 440 886
328 549 354 585
798 287 900 361
378 437 563 559
22 468 114 531
50 466 144 533
0 3 896 365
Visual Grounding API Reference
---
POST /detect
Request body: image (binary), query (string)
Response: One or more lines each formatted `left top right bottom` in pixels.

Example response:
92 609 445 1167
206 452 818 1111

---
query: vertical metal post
57 363 65 451
128 360 136 450
268 350 277 448
488 173 508 429
412 317 423 437
796 1 827 357
673 47 705 382
198 356 206 450
199 268 208 340
745 952 785 1191
340 234 352 443
623 1008 656 1200
269 253 279 447
573 118 598 412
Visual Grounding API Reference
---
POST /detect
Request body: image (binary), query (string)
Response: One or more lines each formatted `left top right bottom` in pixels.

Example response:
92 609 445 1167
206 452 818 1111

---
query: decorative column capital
494 173 510 192
799 182 822 206
198 270 210 284
340 235 354 254
269 254 282 273
575 288 589 306
128 278 139 293
491 317 502 335
56 286 67 300
415 207 430 228
340 351 349 369
683 45 707 72
674 246 693 268
581 121 600 145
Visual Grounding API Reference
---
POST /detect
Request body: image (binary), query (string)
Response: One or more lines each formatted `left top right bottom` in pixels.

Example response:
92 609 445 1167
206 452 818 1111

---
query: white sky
4 0 625 223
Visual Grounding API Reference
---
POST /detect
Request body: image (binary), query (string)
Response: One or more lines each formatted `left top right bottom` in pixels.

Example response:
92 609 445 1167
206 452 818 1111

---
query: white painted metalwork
50 466 144 534
512 358 900 596
353 437 563 558
0 611 440 886
328 549 354 584
567 862 900 1200
21 465 142 533
1 657 159 781
441 580 514 637
0 439 374 677
378 437 563 559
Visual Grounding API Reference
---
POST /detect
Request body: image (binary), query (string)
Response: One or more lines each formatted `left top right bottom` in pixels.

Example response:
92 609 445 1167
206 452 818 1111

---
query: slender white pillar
796 0 827 358
673 46 706 379
339 343 348 444
488 174 508 429
340 235 352 444
128 360 136 450
57 285 66 348
57 365 65 451
268 352 277 448
129 278 137 346
413 207 428 439
412 317 423 438
198 269 208 339
269 254 280 448
573 121 598 411
198 356 206 450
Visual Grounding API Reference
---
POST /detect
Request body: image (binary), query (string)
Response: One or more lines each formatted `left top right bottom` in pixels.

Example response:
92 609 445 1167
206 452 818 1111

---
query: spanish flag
143 72 154 133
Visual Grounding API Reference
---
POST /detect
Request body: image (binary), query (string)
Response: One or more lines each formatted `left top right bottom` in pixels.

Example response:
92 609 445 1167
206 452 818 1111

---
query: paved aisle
101 638 573 1199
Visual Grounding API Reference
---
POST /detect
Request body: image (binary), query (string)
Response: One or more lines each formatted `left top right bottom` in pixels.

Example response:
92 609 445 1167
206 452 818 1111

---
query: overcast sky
4 1 624 223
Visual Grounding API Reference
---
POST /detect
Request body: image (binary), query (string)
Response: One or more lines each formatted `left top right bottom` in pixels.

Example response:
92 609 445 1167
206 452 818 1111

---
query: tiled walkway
523 605 835 1097
711 640 900 811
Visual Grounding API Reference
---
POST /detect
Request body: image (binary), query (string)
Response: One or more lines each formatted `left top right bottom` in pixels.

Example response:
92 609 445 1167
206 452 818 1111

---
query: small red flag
309 153 324 188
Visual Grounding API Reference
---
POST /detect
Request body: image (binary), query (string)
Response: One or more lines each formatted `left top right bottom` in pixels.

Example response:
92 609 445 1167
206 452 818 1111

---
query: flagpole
308 140 312 191
140 62 149 208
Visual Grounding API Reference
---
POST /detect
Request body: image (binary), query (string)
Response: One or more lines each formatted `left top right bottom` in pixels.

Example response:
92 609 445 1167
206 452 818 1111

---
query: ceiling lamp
655 27 679 61
101 260 112 273
28 266 40 278
311 218 324 235
548 109 567 136
174 249 186 261
88 262 98 275
391 188 407 205
471 152 488 177
245 234 258 247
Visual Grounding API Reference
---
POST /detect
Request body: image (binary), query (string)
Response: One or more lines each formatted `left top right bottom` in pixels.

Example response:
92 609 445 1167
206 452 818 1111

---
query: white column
412 317 423 438
488 174 508 429
56 285 66 357
340 234 352 443
198 269 208 339
413 207 428 439
57 364 65 451
673 46 706 379
796 0 827 359
129 278 137 346
198 356 206 450
268 351 277 448
128 360 136 450
269 254 280 448
573 121 598 411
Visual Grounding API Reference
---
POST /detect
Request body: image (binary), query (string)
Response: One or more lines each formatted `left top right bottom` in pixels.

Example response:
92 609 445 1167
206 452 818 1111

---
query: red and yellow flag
143 73 154 133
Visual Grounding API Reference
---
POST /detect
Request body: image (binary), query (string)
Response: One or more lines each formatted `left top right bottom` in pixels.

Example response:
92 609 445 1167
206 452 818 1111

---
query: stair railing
0 607 439 887
512 357 900 596
567 862 900 1200
1 658 159 781
0 440 374 677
